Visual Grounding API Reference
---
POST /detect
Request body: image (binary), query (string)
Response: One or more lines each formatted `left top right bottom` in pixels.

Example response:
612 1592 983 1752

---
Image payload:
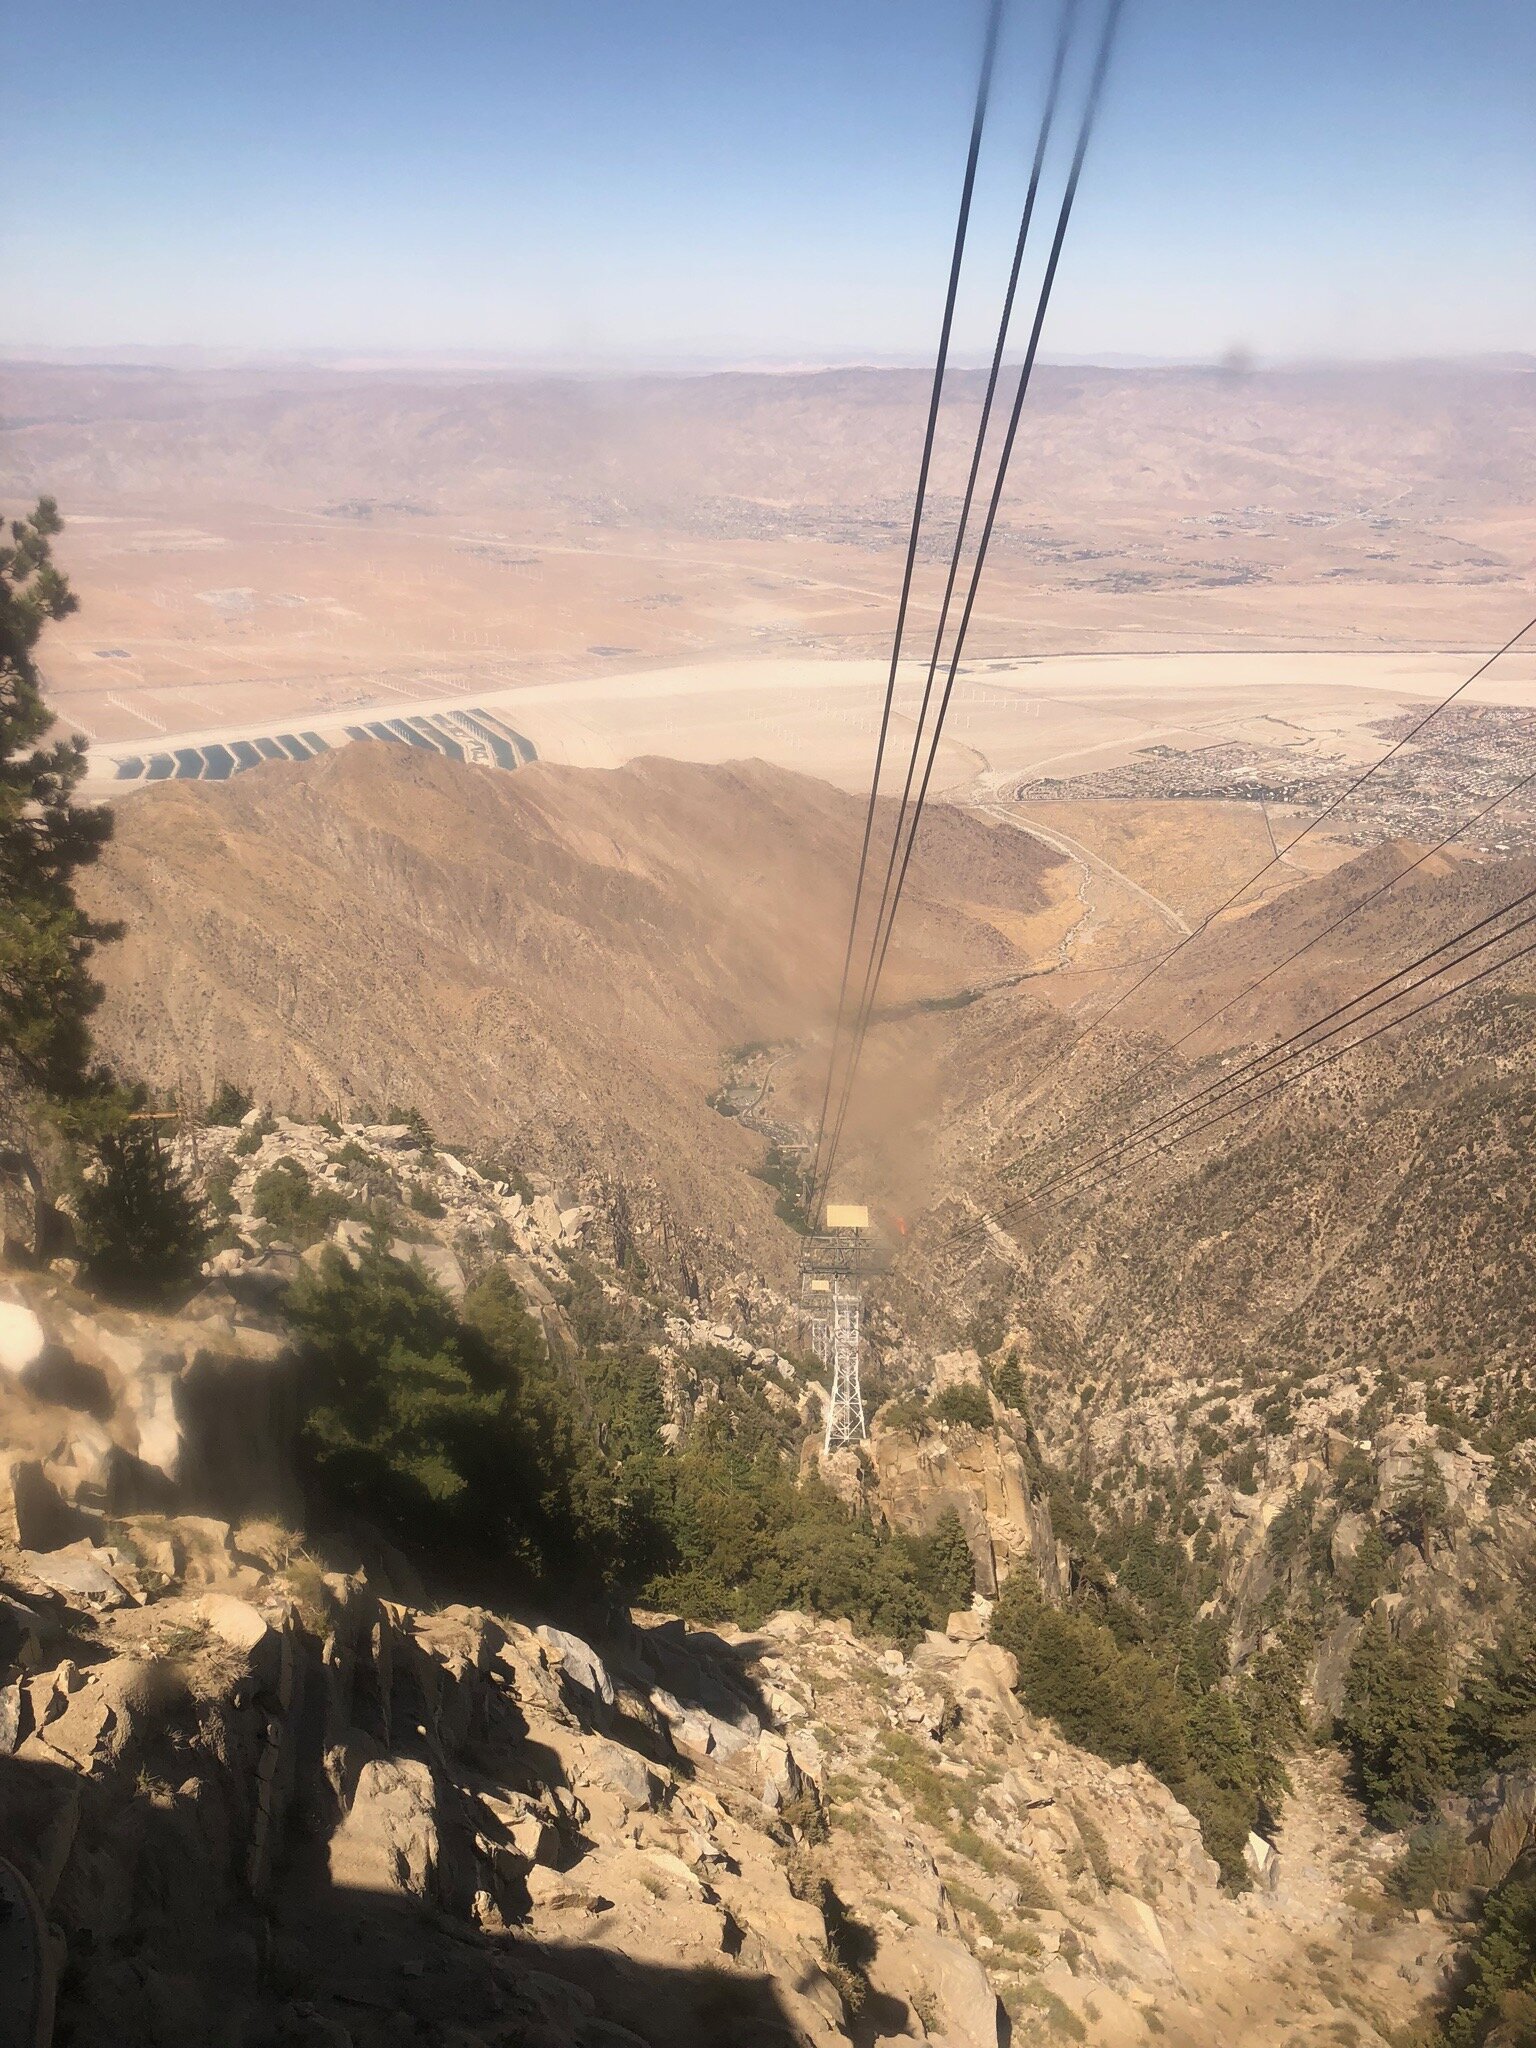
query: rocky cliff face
1 1495 1478 2048
6 1252 1518 2048
0 1275 298 1545
864 1418 1061 1604
1008 1311 1536 1723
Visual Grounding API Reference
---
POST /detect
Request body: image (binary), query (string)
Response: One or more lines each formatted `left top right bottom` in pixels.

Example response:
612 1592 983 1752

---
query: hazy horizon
5 0 1533 366
3 344 1533 379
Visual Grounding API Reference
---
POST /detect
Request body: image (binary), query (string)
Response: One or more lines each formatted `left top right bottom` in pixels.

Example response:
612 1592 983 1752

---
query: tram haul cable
808 0 1006 1208
929 609 1536 1257
817 0 1129 1209
819 0 1083 1205
1034 878 1536 1203
935 882 1536 1257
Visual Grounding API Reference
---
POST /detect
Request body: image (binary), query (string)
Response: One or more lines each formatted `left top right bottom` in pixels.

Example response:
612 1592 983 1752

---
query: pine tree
1335 1444 1378 1513
1189 1689 1260 1805
0 500 116 1096
1343 1523 1392 1614
1453 1607 1536 1783
1014 1607 1141 1764
990 1568 1044 1664
1186 1687 1264 1885
931 1381 993 1430
921 1507 977 1615
76 1122 207 1303
203 1079 253 1127
992 1351 1026 1413
1341 1612 1452 1823
1387 1447 1451 1555
1440 1850 1536 2048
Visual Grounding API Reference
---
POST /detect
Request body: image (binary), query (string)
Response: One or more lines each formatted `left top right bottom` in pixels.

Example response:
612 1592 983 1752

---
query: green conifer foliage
75 1122 207 1304
1340 1611 1452 1824
1387 1446 1451 1554
287 1247 623 1588
1453 1608 1536 1784
203 1080 253 1127
931 1381 993 1430
920 1507 977 1615
989 1543 1294 1888
1439 1850 1536 2048
1342 1524 1392 1614
0 500 117 1095
992 1352 1027 1412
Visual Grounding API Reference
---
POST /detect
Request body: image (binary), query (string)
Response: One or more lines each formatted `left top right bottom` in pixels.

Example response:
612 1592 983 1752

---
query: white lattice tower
823 1273 867 1453
801 1272 833 1366
801 1203 870 1456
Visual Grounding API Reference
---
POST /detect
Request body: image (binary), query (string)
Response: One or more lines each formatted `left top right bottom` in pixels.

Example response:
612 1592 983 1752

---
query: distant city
1009 704 1536 853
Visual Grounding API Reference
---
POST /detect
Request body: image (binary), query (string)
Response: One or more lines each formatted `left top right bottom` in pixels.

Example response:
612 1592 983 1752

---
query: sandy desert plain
3 355 1533 832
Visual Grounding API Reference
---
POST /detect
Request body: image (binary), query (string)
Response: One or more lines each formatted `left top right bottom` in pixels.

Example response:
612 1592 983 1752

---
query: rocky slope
3 1524 1469 2048
5 1107 1535 2048
75 740 1536 1409
78 745 1064 1296
10 739 1536 2044
0 1257 1490 2048
905 839 1536 1437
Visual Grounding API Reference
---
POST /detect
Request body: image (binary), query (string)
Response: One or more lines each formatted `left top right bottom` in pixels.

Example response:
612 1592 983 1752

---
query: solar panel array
111 707 538 784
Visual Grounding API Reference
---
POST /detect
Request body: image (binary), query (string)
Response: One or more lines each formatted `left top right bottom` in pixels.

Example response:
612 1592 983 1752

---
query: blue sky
4 0 1533 363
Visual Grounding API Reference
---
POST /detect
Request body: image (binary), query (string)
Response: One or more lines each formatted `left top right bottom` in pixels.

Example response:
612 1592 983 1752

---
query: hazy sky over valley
4 0 1533 365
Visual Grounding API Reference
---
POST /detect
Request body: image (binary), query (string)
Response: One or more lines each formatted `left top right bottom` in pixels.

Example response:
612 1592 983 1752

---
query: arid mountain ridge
898 830 1536 1493
3 1023 1532 2048
80 744 1065 1288
81 739 1536 1432
6 358 1534 522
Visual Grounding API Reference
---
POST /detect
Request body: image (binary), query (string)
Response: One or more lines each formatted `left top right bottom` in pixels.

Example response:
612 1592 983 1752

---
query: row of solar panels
345 708 538 771
111 708 538 784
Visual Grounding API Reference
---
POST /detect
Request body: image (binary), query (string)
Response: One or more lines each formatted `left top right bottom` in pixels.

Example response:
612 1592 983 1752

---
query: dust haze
4 355 1532 803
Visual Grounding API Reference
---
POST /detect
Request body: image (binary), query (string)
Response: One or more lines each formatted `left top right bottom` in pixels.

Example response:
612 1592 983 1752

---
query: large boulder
121 1370 182 1483
0 1300 47 1381
42 1420 121 1512
649 1689 755 1763
575 1740 661 1814
197 1593 274 1654
1468 1772 1536 1889
537 1625 616 1709
401 1244 465 1303
0 1593 50 1673
888 1931 1001 2048
953 1643 1024 1736
33 1679 117 1772
757 1730 803 1810
868 1415 1043 1598
0 1458 82 1552
1331 1511 1369 1569
19 1541 140 1610
328 1757 440 1900
206 1246 302 1307
326 1224 465 1304
1243 1833 1279 1892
